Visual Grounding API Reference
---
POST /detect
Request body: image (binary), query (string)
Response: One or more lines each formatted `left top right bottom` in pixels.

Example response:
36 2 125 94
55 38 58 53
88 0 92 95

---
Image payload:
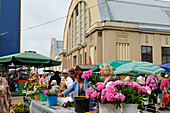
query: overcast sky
21 0 170 57
21 0 71 57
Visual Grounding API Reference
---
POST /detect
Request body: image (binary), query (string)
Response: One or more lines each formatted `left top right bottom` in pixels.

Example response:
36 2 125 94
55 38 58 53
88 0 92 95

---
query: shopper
59 69 73 94
159 74 169 110
48 71 61 89
39 73 49 85
0 76 13 113
146 74 160 113
99 64 115 84
58 70 90 97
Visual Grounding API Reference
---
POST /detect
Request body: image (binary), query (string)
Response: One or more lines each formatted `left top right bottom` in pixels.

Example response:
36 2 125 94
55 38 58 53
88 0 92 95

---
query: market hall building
57 0 170 70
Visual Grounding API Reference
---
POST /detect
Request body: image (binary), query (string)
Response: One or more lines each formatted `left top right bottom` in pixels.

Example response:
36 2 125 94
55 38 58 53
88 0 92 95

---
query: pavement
12 96 170 113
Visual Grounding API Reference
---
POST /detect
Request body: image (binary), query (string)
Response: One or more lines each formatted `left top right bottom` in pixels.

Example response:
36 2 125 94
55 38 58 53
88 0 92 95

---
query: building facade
0 0 21 57
59 0 170 70
50 38 63 71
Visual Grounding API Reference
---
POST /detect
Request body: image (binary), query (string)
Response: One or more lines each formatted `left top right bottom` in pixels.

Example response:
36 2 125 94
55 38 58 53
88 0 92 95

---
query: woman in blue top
58 70 90 97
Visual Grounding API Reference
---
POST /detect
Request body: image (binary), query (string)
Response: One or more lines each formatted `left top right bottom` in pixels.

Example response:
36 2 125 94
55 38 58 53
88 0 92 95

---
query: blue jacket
62 79 91 97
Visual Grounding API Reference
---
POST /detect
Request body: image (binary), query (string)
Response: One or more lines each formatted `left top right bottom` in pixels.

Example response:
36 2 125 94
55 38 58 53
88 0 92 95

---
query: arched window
68 2 91 50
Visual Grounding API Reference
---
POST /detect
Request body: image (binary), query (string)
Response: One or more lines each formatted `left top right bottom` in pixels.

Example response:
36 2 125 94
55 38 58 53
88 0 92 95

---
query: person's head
51 80 57 86
43 73 47 78
164 74 169 79
152 74 157 77
76 71 84 82
99 64 114 76
62 69 69 79
33 71 38 77
141 75 145 78
69 68 75 75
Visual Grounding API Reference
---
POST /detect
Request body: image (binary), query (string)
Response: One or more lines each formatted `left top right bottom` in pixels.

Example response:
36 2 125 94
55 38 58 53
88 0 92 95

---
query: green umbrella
113 61 165 76
91 60 131 71
0 51 61 67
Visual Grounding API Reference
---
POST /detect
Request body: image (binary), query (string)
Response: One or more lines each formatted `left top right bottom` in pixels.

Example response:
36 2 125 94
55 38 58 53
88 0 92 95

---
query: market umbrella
0 51 61 67
114 61 165 76
158 63 170 73
91 60 131 71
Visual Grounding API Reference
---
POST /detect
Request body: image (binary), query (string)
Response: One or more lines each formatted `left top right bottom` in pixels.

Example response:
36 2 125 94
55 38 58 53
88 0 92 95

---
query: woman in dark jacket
48 71 61 89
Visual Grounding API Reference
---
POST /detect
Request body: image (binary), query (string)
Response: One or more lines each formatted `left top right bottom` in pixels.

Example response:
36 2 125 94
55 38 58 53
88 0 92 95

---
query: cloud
21 0 71 57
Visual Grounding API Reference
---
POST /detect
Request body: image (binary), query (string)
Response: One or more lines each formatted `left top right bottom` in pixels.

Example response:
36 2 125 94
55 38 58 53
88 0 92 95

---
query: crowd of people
0 63 169 113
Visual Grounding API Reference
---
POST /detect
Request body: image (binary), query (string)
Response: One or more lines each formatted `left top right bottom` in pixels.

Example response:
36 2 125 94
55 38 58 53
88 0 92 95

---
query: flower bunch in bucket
108 80 152 104
44 89 59 96
82 70 103 86
86 82 125 108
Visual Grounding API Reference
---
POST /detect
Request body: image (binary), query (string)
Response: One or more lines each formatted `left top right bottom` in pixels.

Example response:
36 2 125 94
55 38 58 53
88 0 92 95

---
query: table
29 99 74 113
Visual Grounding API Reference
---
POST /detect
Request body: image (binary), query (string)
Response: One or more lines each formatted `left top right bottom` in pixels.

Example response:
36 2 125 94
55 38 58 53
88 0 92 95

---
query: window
89 11 92 27
72 16 74 47
73 55 77 66
85 52 87 65
69 25 71 51
85 3 88 42
80 54 82 65
80 2 83 45
162 47 170 64
75 6 79 45
141 46 153 63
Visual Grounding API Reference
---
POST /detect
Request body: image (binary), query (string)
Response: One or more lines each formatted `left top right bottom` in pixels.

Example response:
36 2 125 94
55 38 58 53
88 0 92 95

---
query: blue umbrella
158 63 170 71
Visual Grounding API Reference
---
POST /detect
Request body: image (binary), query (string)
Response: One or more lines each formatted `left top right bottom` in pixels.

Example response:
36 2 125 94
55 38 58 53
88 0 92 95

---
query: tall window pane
141 46 153 63
72 16 74 48
162 47 170 64
85 3 88 42
69 25 71 51
75 6 79 45
80 2 83 45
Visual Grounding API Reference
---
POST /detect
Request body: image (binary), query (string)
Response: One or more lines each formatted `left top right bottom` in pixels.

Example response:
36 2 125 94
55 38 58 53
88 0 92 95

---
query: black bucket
74 97 90 113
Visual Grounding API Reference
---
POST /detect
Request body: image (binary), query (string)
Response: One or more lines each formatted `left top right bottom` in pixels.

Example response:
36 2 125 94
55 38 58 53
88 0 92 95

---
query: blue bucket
40 93 47 101
48 96 57 106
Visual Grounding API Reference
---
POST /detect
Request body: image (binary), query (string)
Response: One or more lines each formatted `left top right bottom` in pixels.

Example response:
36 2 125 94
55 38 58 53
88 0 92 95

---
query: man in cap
60 69 73 94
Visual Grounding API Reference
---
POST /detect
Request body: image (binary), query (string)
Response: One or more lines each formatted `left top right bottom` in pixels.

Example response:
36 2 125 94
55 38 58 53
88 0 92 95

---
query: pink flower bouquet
86 80 151 107
81 70 103 86
86 82 125 108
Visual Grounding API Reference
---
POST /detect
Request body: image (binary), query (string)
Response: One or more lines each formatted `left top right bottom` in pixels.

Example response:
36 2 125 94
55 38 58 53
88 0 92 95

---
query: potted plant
106 80 152 113
26 91 34 99
39 83 48 101
86 80 151 113
44 89 58 106
86 82 125 113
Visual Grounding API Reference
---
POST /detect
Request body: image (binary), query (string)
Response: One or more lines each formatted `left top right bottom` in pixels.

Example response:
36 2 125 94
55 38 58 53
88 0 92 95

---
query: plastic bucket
40 93 47 101
48 96 57 106
74 97 90 113
34 93 40 100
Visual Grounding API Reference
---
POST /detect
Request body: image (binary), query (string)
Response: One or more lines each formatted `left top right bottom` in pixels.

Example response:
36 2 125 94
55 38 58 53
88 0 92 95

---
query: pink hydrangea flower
91 91 99 99
115 92 125 101
96 82 105 91
44 90 48 95
87 70 93 75
86 87 94 97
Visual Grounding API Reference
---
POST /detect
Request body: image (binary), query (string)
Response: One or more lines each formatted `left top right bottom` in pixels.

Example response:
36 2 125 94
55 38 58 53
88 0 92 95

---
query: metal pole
7 65 9 83
27 64 30 79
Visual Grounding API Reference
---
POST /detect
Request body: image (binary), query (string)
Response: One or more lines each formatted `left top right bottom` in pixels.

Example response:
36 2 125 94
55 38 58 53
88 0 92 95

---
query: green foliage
87 73 103 86
62 101 74 108
47 90 58 96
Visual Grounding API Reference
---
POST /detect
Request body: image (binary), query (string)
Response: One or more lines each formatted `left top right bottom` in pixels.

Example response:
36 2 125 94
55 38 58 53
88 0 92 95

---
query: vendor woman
58 70 91 97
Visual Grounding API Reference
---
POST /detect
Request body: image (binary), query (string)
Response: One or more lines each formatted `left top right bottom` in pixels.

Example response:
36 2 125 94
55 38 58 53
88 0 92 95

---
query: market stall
0 51 61 96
